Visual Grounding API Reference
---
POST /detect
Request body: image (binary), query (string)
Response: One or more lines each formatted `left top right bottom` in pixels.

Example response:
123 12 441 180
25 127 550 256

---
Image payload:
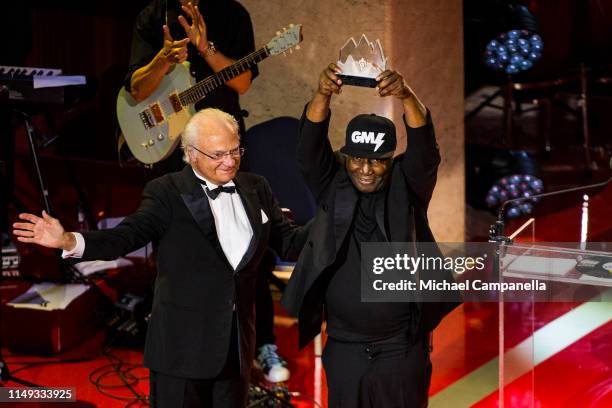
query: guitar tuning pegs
276 31 281 36
289 23 294 28
295 45 301 51
283 52 287 57
289 49 293 54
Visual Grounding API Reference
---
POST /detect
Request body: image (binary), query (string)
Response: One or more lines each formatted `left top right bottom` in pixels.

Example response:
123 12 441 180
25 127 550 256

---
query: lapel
388 164 416 242
175 166 230 266
334 170 358 252
233 174 263 272
376 194 388 241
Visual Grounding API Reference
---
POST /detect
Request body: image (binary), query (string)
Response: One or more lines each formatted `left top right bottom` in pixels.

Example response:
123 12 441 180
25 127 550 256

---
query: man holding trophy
283 35 459 407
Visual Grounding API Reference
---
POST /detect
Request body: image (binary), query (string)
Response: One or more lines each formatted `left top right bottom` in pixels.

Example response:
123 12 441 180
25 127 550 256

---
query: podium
496 218 612 407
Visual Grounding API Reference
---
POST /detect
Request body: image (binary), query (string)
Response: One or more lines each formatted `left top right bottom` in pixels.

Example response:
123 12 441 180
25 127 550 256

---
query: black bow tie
204 184 236 200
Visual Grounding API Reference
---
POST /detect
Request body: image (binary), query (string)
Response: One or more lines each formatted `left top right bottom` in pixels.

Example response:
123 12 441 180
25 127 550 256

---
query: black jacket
82 166 306 378
282 110 460 349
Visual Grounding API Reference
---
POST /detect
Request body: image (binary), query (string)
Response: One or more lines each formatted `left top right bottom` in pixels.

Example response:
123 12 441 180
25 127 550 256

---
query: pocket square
261 209 269 224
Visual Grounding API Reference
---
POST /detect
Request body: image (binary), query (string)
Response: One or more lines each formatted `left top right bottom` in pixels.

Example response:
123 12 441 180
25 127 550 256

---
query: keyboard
0 65 63 77
0 65 84 104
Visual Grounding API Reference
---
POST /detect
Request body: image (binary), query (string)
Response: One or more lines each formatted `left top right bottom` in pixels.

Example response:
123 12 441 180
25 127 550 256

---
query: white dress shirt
194 170 253 270
63 168 254 271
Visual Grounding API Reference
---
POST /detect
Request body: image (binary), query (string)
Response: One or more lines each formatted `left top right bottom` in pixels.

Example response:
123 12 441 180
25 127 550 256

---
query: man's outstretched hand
13 211 75 251
376 70 414 100
178 1 209 55
376 69 427 126
317 63 343 97
306 63 344 121
161 25 190 65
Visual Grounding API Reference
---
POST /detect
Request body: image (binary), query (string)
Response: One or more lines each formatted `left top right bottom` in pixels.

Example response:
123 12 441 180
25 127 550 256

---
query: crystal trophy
337 34 387 88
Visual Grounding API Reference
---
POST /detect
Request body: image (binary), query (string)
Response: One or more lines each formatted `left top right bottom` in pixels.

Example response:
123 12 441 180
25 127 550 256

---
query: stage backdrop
241 0 465 241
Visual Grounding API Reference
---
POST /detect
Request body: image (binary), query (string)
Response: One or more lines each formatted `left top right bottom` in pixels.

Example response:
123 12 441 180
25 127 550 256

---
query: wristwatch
202 41 217 57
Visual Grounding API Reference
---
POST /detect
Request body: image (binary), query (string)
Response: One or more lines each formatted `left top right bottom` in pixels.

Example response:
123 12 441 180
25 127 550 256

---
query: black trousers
322 335 432 408
149 314 248 408
255 249 277 348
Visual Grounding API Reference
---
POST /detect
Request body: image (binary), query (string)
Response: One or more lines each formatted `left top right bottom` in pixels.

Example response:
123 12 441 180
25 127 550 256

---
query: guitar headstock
266 24 303 56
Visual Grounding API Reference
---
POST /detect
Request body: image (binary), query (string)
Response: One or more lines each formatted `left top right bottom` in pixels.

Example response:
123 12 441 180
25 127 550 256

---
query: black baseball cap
339 114 396 158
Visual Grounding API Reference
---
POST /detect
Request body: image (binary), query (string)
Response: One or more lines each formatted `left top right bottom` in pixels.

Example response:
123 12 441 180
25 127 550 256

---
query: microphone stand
490 174 612 244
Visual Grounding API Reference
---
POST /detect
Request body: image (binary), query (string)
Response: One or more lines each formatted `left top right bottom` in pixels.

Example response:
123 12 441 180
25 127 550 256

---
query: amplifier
1 241 20 277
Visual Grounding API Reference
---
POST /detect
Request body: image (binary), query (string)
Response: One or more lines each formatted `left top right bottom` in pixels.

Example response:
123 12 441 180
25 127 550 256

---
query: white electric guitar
116 24 302 164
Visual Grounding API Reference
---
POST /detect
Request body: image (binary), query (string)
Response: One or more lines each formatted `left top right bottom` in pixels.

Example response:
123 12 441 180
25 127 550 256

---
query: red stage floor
2 300 611 407
2 182 611 407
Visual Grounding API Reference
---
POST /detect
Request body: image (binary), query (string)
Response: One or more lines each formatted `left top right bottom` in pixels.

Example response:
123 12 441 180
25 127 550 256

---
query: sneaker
255 344 290 383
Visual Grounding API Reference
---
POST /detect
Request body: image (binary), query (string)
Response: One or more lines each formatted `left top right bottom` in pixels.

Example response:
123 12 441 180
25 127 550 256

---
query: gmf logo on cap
351 131 386 152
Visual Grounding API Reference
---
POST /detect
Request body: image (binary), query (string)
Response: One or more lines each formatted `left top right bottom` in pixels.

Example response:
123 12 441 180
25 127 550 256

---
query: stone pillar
240 0 464 241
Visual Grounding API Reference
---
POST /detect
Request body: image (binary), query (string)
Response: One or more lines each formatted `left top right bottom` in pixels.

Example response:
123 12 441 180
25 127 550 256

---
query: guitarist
124 0 291 384
125 0 257 174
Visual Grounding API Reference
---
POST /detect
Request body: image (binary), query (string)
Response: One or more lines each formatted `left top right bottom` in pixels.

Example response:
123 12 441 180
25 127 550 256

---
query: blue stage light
507 206 521 218
528 51 541 61
506 64 520 74
519 202 533 214
508 30 521 39
481 5 542 75
467 145 544 219
485 172 544 218
486 194 498 207
487 40 501 52
530 34 543 48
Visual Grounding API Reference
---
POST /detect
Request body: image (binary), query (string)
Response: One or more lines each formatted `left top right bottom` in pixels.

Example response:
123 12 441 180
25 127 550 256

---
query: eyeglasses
190 145 245 161
347 156 392 167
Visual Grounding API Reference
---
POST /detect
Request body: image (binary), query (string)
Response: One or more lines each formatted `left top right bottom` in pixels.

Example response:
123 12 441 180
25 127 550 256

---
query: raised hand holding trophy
337 34 387 88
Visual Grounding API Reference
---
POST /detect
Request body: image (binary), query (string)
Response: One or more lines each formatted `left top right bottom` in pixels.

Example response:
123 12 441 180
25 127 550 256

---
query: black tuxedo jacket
81 166 307 379
282 110 461 349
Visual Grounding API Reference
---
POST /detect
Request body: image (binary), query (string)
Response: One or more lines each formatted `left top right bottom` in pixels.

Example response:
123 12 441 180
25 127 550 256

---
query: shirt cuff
61 232 85 259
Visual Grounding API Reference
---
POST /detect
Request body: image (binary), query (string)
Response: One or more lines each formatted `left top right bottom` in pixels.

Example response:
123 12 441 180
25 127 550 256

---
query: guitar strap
164 0 168 26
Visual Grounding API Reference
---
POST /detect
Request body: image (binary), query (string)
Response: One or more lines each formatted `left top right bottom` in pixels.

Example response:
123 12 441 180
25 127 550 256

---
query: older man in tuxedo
13 108 307 408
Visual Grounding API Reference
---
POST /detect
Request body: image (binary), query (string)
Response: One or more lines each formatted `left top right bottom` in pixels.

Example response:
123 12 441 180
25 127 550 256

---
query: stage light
482 4 543 75
467 145 544 218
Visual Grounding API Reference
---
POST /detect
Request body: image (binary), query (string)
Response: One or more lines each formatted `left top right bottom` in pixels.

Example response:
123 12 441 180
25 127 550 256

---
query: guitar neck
179 47 269 106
